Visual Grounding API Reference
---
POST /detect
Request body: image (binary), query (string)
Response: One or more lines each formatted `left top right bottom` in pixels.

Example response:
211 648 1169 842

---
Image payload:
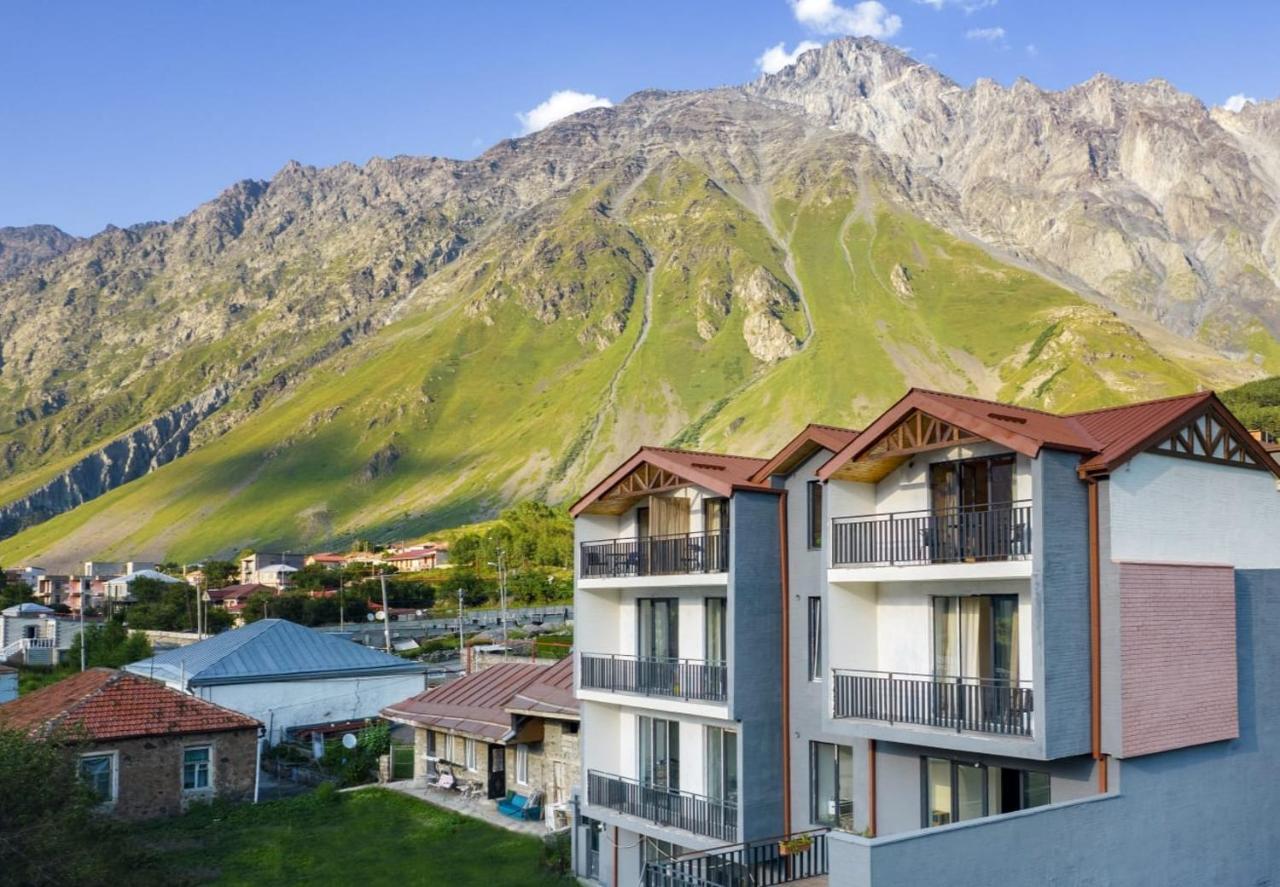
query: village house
239 552 305 585
305 552 349 569
0 668 260 819
203 583 274 623
382 545 443 572
382 656 580 827
125 618 427 744
1 602 87 666
103 568 183 604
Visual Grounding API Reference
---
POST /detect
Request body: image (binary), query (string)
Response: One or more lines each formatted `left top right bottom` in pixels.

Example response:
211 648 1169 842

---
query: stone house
0 668 261 819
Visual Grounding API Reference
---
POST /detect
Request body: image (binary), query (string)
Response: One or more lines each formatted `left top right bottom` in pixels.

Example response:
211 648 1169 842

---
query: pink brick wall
1117 562 1238 758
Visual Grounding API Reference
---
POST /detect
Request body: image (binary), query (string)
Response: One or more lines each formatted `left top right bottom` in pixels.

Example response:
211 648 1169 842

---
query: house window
516 744 529 785
704 598 726 665
705 726 738 807
79 752 116 804
464 738 478 771
807 597 823 682
426 730 437 757
923 757 1049 827
638 716 680 790
183 746 212 791
809 742 853 830
807 481 823 549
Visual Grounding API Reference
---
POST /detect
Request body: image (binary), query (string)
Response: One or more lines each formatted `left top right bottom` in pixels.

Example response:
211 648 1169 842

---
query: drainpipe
253 726 264 803
1086 477 1108 794
868 739 877 837
777 491 793 837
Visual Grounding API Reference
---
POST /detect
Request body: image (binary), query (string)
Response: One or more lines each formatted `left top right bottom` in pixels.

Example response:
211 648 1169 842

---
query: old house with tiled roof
0 668 260 819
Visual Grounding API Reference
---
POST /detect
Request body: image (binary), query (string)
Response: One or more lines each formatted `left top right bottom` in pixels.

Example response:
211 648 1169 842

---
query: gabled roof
0 668 259 741
751 423 860 482
505 656 578 720
382 662 548 741
570 446 773 517
2 602 54 617
106 569 183 586
124 618 426 687
817 388 1280 481
205 583 272 602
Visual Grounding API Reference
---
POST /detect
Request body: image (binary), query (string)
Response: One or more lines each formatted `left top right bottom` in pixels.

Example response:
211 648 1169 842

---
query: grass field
139 787 573 886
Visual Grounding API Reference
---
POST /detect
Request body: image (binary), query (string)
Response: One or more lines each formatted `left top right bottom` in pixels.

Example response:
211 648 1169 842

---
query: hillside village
3 383 1280 886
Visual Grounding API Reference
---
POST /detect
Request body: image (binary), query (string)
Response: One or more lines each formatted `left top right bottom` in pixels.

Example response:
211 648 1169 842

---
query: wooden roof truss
1150 408 1263 470
832 410 984 482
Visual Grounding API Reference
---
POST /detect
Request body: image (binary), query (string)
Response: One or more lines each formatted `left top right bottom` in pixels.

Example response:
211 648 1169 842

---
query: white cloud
1025 43 1038 57
756 40 824 73
1223 94 1256 113
916 0 997 11
515 90 613 135
965 26 1006 41
792 0 902 38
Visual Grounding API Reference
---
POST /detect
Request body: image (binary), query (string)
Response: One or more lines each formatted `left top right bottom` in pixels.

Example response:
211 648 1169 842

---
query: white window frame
182 744 213 792
79 750 118 807
516 743 529 785
464 737 478 771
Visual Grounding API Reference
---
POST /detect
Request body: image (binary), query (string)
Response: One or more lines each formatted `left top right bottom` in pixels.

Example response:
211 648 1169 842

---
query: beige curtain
961 597 983 679
649 495 691 537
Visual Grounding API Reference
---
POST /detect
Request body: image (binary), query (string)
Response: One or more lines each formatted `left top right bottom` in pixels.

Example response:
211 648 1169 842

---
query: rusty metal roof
381 662 549 741
505 657 578 720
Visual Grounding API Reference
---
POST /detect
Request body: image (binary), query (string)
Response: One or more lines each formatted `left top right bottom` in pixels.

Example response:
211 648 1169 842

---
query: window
641 838 682 874
79 753 115 804
807 597 823 682
703 497 729 534
516 744 529 785
705 727 738 807
464 738 478 771
807 481 823 549
638 598 678 659
182 746 212 791
638 716 680 790
809 742 853 829
704 598 726 665
923 758 1049 827
932 595 1019 683
426 730 438 757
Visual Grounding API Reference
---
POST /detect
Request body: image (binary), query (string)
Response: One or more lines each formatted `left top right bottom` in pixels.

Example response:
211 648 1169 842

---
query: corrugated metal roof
124 619 426 687
381 662 549 741
506 656 578 720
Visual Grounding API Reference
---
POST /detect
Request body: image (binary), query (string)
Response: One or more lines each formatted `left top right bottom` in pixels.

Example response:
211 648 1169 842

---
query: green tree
122 577 196 631
201 559 239 588
67 623 153 669
0 729 163 885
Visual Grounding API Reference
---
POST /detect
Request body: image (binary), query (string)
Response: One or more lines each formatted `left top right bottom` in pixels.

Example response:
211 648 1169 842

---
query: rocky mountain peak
0 224 80 279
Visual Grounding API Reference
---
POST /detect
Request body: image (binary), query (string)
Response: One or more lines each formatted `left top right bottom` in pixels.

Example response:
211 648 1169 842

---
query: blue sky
2 0 1277 236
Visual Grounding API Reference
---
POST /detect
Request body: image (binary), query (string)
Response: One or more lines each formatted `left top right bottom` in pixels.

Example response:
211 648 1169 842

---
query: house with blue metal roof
126 619 427 743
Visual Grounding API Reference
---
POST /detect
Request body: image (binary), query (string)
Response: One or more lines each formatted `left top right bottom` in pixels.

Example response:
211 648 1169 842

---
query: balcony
644 829 829 887
832 669 1033 737
830 501 1032 569
587 770 737 842
580 530 729 579
580 653 728 703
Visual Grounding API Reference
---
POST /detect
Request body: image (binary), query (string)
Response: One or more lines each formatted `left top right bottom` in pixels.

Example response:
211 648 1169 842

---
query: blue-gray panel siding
729 490 786 843
830 569 1280 887
1033 450 1092 759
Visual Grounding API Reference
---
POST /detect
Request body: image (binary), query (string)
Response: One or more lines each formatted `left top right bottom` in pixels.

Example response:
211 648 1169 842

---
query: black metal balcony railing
644 829 829 887
588 770 737 842
831 501 1032 568
580 530 729 579
580 653 728 703
833 669 1034 737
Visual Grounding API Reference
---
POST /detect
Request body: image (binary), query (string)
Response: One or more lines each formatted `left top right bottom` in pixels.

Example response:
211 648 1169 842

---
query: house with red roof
569 387 1280 887
0 668 260 819
382 656 579 825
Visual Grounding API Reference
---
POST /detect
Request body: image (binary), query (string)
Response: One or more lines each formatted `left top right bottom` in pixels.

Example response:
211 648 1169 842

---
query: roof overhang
570 447 773 517
750 424 860 483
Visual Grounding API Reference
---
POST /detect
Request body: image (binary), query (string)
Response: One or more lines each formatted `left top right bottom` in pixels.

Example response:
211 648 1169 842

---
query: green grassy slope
0 157 1260 567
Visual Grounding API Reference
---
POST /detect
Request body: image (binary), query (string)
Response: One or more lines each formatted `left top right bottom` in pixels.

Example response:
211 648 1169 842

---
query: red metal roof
505 656 578 720
206 583 272 602
751 423 861 481
381 662 549 741
817 387 1279 480
0 668 260 741
570 445 774 517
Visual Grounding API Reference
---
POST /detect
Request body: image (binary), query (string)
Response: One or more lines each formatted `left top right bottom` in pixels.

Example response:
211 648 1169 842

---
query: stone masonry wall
106 727 258 820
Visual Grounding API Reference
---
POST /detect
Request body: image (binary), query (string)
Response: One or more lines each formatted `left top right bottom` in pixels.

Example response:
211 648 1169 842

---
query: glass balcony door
928 455 1016 561
638 598 679 695
639 716 680 791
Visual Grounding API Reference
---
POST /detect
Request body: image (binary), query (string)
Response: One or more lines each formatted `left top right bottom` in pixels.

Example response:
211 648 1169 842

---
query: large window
638 716 680 790
809 742 853 829
79 752 115 805
637 598 679 660
923 757 1050 828
806 481 823 549
703 497 729 534
932 595 1019 682
464 738 478 771
705 727 738 807
704 598 726 664
516 744 529 785
182 746 212 791
807 597 823 682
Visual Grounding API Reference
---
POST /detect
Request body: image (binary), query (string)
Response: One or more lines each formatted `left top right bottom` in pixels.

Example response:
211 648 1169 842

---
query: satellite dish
341 733 358 750
366 613 375 622
375 611 386 621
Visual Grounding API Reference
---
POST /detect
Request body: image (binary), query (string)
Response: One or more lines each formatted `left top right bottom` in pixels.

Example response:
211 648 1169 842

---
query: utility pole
79 578 86 672
457 588 465 675
339 573 345 632
380 573 392 653
498 548 508 652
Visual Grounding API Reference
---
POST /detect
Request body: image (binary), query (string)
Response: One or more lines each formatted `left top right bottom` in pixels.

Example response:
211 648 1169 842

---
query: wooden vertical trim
868 738 877 837
778 491 793 837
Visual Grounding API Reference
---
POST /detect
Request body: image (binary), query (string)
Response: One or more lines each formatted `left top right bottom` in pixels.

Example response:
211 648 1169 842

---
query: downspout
867 739 877 837
777 491 793 837
253 725 264 803
1086 477 1108 794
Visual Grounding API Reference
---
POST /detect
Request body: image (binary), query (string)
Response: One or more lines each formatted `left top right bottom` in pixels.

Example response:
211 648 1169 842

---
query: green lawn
139 787 572 886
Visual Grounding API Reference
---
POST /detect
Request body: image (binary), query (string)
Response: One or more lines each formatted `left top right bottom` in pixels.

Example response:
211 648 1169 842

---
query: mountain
1 38 1276 569
0 225 80 279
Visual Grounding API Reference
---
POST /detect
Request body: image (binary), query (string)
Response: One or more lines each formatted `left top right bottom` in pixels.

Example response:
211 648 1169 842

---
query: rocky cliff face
0 38 1276 563
0 225 79 279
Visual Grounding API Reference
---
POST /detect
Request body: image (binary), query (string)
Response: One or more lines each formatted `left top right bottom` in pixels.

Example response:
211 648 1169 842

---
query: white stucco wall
194 673 426 743
1108 453 1280 569
580 699 734 797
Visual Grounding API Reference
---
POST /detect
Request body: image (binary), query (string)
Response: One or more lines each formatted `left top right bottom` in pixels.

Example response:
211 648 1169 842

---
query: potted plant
778 835 813 856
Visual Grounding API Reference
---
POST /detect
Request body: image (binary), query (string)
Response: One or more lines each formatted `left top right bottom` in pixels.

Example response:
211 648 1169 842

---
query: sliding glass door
810 742 854 830
925 757 1051 827
639 717 680 790
638 598 679 695
929 455 1016 561
932 595 1019 683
